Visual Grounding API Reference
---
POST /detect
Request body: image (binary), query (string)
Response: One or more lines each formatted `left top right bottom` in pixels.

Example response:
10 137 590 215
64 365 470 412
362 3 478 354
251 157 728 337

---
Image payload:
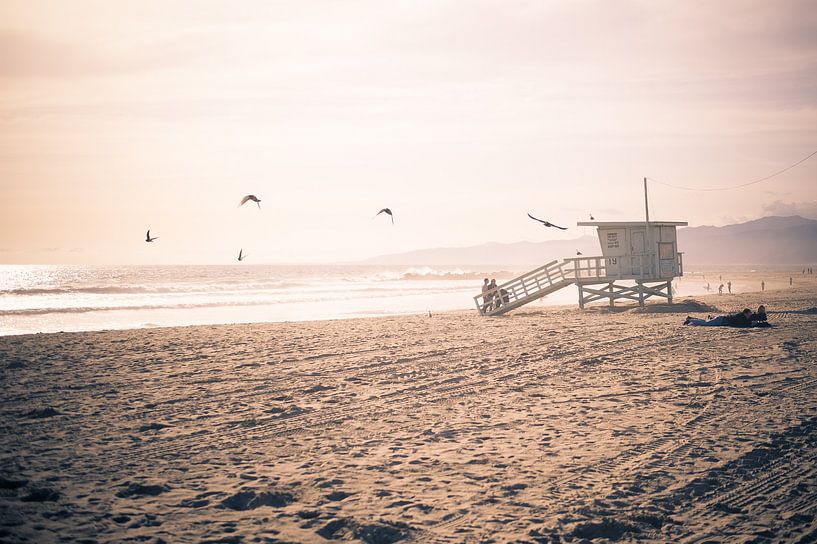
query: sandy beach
2 279 817 543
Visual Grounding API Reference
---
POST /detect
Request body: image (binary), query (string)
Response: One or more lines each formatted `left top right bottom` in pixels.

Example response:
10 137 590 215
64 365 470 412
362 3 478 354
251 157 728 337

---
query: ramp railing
473 260 574 316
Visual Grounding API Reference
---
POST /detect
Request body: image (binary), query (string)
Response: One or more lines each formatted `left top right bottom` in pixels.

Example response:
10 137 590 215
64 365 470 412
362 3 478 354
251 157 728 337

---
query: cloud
762 200 817 219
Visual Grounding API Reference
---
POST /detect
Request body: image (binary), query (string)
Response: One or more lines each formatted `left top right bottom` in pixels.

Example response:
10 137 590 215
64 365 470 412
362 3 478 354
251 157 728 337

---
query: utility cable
647 148 817 192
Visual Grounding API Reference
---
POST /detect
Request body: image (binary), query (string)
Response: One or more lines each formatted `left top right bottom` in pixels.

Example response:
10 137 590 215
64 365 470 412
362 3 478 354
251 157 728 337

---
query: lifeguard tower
474 181 687 315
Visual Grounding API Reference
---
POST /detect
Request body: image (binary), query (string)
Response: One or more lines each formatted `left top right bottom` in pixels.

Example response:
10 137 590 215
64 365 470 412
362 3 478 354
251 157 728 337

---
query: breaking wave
0 281 305 296
363 267 515 282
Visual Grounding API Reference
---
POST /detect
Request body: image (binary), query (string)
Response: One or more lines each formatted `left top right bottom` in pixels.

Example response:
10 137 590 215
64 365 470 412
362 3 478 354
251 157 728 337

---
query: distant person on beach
718 284 724 295
684 308 752 327
790 277 793 286
727 281 732 294
481 278 492 312
761 280 765 291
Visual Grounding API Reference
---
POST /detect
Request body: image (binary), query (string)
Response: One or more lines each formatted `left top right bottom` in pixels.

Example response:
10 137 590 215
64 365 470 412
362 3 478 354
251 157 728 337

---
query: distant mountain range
362 216 817 266
677 215 816 264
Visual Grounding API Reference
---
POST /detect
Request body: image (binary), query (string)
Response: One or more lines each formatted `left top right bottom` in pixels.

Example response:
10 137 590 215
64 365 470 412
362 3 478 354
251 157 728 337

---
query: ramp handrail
473 260 572 315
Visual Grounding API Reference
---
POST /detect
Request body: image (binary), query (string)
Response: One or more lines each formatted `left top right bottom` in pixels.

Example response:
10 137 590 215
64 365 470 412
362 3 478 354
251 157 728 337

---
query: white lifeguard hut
570 220 687 308
474 180 687 315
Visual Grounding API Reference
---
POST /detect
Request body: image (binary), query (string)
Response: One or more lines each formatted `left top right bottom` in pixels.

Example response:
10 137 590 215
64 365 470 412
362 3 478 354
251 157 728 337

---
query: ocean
0 264 777 336
0 264 528 336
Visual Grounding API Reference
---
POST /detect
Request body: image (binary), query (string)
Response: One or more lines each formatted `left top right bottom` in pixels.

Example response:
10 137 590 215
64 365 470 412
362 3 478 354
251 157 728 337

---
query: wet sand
1 278 816 543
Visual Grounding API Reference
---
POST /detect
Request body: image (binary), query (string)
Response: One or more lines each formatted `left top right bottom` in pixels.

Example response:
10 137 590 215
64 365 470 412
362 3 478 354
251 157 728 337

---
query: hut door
630 230 646 276
659 242 676 277
631 230 645 253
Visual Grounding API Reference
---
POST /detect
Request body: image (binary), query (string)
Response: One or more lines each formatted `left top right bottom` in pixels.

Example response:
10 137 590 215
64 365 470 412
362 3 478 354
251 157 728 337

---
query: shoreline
2 264 812 337
1 281 806 340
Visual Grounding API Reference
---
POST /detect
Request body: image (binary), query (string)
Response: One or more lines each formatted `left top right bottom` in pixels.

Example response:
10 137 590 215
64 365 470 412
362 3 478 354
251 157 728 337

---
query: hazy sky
1 0 816 264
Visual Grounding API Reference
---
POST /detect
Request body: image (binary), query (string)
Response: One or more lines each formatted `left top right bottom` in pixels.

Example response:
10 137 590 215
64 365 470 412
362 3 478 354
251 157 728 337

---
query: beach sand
1 279 817 543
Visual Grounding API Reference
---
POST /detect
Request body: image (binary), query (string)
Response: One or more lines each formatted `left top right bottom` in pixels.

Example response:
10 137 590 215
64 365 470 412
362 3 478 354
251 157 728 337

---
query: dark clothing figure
481 279 492 313
724 311 752 327
727 281 732 294
487 279 498 310
750 305 767 324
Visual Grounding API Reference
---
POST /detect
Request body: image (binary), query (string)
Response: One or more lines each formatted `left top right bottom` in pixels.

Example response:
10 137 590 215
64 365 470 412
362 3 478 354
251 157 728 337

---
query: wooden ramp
474 260 575 316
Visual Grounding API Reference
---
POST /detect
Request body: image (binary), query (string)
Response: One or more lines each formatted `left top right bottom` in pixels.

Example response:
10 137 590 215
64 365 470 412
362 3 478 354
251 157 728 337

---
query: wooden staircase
474 260 575 316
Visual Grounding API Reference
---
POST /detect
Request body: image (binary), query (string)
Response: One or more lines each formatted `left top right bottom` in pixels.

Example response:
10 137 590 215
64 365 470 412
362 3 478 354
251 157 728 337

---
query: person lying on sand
749 305 767 323
684 308 752 327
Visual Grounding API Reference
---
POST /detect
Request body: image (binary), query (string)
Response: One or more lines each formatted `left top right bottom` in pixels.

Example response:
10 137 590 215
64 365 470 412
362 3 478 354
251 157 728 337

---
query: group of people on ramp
481 278 510 313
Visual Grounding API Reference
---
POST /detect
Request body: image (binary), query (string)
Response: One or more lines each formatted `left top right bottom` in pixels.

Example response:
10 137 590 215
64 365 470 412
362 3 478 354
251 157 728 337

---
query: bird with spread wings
527 213 567 230
375 208 394 224
239 195 261 209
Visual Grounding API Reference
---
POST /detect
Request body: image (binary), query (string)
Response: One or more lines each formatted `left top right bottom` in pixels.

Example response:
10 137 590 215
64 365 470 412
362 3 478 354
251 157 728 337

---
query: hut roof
576 221 688 227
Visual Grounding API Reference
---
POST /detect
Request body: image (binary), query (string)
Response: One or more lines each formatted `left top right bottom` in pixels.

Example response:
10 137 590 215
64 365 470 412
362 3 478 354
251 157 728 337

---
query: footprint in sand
115 482 170 499
218 488 296 511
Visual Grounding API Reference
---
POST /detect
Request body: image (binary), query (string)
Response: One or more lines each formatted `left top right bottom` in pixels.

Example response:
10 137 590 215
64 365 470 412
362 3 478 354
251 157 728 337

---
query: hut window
659 242 674 260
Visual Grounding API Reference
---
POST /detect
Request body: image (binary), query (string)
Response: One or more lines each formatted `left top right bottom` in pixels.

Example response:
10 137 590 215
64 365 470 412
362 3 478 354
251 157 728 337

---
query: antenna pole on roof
644 177 650 223
644 177 653 274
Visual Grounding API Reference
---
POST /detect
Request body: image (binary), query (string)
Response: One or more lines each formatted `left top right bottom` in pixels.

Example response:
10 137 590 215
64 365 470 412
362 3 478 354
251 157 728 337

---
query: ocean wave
1 286 152 296
0 284 477 317
361 267 516 282
0 281 307 296
0 300 289 316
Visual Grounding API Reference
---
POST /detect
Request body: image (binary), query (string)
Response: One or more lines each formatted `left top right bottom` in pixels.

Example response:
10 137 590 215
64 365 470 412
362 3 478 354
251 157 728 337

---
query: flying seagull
527 213 567 230
239 195 261 209
145 229 158 242
590 213 595 220
576 250 583 255
238 249 247 262
375 208 394 224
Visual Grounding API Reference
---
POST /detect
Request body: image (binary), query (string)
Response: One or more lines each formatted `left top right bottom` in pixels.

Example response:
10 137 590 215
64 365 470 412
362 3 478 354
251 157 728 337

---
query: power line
647 148 817 192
